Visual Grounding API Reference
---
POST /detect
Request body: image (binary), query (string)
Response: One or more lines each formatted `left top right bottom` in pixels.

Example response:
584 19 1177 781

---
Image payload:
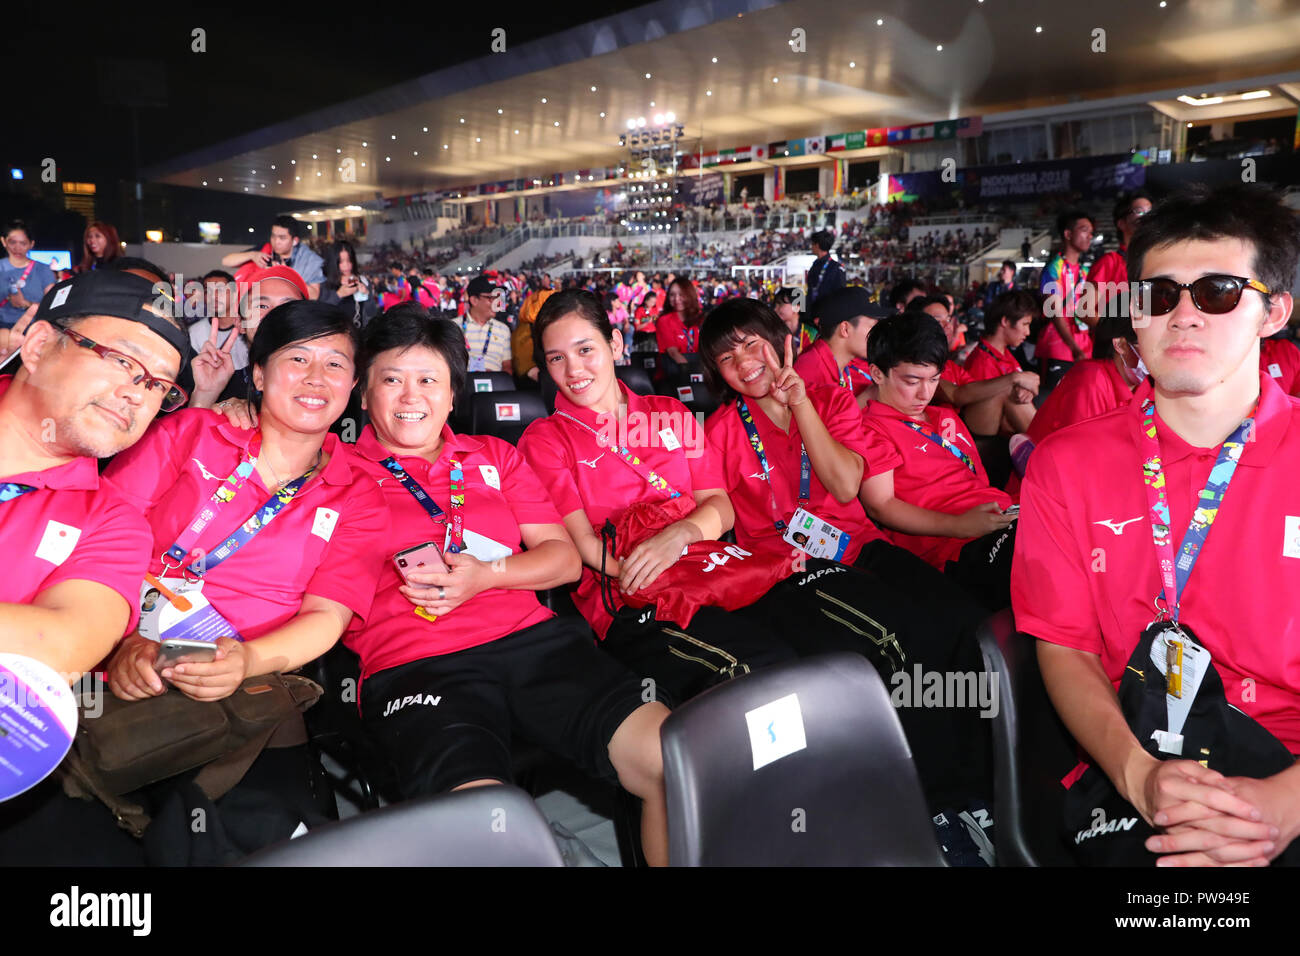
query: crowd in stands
4 179 1300 871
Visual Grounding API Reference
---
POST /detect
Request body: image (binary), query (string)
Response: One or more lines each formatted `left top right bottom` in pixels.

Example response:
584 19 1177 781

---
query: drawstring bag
598 495 790 628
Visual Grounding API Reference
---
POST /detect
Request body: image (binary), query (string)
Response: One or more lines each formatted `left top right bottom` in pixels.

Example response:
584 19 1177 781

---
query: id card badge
0 653 77 802
1146 621 1212 745
138 577 243 644
467 355 487 373
446 527 513 563
782 507 851 561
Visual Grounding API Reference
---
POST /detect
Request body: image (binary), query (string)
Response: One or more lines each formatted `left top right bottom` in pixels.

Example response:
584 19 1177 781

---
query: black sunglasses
1134 274 1271 317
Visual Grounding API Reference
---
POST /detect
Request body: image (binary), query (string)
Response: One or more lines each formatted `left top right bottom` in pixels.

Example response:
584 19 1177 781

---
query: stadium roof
146 0 1300 204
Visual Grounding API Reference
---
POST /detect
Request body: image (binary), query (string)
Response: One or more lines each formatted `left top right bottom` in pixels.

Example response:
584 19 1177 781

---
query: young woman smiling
343 305 672 866
520 290 798 707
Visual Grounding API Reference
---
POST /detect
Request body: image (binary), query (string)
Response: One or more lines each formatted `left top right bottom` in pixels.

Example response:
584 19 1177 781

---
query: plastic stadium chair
466 390 547 444
240 785 564 866
661 653 946 866
975 610 1080 866
450 372 518 432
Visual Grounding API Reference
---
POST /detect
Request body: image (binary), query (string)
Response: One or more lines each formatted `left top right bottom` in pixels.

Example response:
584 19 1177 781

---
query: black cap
32 271 191 365
815 286 889 329
466 275 502 297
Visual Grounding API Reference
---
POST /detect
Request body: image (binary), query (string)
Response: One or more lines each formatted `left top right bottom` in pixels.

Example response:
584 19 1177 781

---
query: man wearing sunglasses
1013 184 1300 866
0 270 190 680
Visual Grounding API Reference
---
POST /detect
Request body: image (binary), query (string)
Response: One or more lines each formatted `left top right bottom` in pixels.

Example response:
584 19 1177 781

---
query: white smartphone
393 541 448 586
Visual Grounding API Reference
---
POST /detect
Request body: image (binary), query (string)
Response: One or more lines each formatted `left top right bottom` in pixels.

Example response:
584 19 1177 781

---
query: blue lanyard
839 363 871 391
165 453 320 576
736 399 810 531
379 456 465 553
900 419 977 474
0 482 37 504
462 319 493 357
1139 399 1252 624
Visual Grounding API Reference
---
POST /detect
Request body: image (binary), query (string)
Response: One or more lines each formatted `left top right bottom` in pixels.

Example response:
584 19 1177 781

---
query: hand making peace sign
762 333 808 409
191 319 240 403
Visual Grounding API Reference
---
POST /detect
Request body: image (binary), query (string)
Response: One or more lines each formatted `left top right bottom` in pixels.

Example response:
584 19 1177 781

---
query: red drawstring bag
599 496 792 628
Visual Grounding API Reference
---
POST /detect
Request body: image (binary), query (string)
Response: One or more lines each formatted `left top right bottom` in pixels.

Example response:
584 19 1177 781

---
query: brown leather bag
58 673 322 838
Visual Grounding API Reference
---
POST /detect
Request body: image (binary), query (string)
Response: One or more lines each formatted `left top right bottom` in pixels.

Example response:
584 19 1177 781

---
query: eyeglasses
58 325 188 412
1134 275 1272 317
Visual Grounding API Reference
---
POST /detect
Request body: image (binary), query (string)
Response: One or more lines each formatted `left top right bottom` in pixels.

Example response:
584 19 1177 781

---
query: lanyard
0 482 37 504
554 410 683 500
900 419 977 474
380 455 466 553
462 318 494 357
164 444 321 576
684 326 698 353
736 399 810 531
1138 398 1252 625
839 362 871 391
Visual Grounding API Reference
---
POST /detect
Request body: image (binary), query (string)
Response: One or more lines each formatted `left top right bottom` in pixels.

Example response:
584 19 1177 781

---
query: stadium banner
547 186 626 218
887 153 1147 204
675 173 725 206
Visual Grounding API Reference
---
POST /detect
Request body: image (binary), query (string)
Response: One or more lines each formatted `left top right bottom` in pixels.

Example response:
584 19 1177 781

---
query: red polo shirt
1261 338 1300 397
0 381 152 635
518 383 722 638
104 409 388 641
704 386 885 563
860 399 1013 569
345 425 558 680
1013 373 1300 751
1086 249 1128 321
655 311 698 354
1026 357 1133 446
963 340 1022 383
792 339 873 396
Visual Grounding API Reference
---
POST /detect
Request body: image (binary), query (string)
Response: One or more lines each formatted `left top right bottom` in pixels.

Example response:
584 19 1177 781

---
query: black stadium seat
658 367 720 419
976 610 1080 866
660 653 946 866
463 371 516 397
466 390 546 444
240 785 564 867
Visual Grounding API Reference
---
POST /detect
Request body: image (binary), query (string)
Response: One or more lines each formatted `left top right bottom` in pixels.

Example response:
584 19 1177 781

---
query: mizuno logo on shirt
577 453 605 469
192 458 221 481
1094 517 1143 536
748 471 767 480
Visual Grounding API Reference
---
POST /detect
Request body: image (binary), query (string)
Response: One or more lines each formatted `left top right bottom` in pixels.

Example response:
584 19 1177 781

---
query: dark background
0 1 650 252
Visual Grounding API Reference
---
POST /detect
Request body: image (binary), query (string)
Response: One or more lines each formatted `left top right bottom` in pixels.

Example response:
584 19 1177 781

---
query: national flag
806 136 825 154
752 143 768 160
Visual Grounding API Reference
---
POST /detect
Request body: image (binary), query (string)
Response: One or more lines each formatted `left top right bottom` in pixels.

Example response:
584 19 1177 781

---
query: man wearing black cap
462 274 513 374
0 270 190 679
794 286 885 408
805 229 845 319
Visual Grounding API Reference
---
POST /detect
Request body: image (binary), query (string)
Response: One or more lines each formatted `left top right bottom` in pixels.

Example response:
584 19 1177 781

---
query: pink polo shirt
0 380 152 635
963 340 1022 383
345 424 558 680
1013 373 1300 751
860 399 1013 569
103 409 388 641
1027 357 1135 446
518 383 723 638
705 385 884 563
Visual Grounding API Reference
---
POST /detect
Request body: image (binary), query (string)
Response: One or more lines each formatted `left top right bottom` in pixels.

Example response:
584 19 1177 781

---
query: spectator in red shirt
654 276 704 366
860 311 1018 610
1014 183 1300 866
1079 191 1153 328
918 295 1039 435
959 291 1040 436
344 307 671 865
1260 334 1300 396
792 286 881 405
0 270 189 678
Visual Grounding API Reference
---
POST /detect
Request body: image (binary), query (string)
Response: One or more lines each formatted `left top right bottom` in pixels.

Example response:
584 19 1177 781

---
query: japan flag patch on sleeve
311 507 340 542
35 520 81 565
1284 516 1300 559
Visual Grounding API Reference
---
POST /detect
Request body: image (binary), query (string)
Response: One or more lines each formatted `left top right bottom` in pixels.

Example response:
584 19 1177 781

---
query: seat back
661 653 945 866
466 390 547 444
240 785 564 867
976 610 1079 866
452 372 519 432
615 364 655 397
